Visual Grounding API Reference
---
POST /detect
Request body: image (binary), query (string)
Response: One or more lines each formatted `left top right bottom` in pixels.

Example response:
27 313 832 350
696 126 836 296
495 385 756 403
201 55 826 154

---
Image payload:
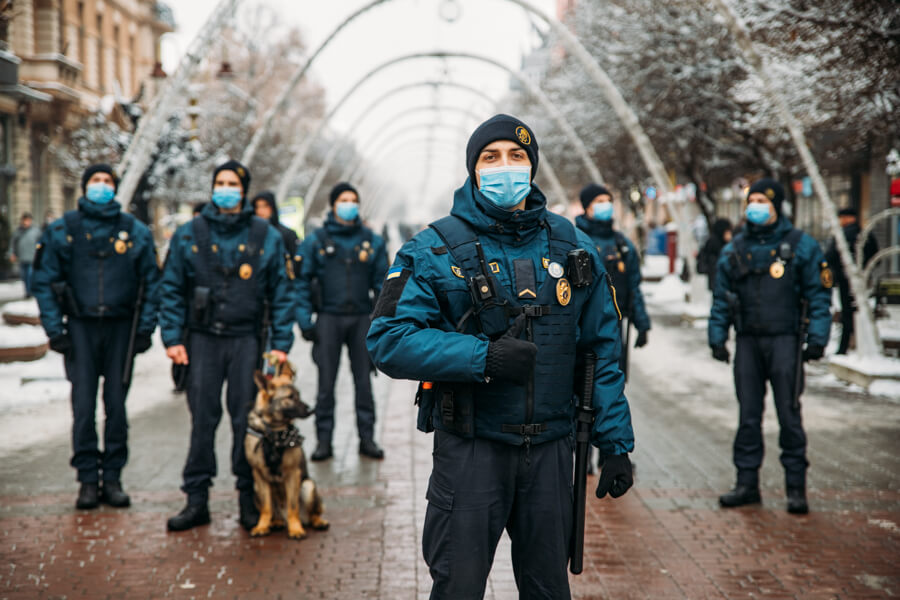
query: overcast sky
161 0 558 222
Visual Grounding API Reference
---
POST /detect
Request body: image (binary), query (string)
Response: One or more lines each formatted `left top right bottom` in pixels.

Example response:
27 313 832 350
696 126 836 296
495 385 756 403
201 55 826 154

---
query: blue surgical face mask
212 187 242 210
335 201 359 222
592 202 614 221
745 202 771 225
478 165 532 210
86 182 115 204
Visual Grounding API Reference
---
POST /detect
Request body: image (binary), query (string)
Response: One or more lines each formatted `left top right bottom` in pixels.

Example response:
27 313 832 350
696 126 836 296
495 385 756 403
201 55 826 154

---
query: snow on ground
1 297 40 318
0 323 47 348
642 255 682 281
0 280 24 303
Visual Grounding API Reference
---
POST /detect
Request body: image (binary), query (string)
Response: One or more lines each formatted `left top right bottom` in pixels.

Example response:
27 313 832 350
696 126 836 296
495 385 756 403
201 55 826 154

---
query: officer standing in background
708 178 832 514
159 160 295 532
10 212 41 297
32 163 160 510
824 207 878 355
252 190 300 262
367 115 634 599
296 182 388 461
576 183 651 367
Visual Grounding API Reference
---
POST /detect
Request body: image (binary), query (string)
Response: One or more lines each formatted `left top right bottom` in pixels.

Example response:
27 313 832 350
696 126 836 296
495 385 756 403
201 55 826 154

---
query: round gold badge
359 250 369 262
239 263 253 280
769 261 785 279
556 277 571 306
618 261 625 273
515 126 531 146
114 239 127 254
821 267 833 289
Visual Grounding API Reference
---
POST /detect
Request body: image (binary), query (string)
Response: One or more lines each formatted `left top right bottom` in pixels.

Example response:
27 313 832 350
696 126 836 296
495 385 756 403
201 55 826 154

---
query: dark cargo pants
733 334 808 489
312 312 376 444
423 430 574 600
65 317 132 483
181 332 257 504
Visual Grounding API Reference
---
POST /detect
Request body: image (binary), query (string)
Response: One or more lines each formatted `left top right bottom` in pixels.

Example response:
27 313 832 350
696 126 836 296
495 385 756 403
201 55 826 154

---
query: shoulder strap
613 231 630 256
362 227 374 245
247 217 269 264
63 211 82 240
191 216 213 287
544 214 578 264
780 229 804 261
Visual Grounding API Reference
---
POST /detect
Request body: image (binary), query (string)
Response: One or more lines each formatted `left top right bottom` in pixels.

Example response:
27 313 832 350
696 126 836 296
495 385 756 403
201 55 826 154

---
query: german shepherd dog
245 359 329 539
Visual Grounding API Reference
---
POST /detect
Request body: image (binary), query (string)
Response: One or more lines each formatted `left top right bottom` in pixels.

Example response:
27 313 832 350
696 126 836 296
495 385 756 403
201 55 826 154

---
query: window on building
77 2 85 67
113 24 121 88
96 13 104 91
129 34 136 96
33 0 56 54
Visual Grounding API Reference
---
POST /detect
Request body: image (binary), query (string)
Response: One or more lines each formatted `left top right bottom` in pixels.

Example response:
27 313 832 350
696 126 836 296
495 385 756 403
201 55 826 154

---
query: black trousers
65 317 132 483
733 334 808 489
181 332 257 504
312 313 376 443
423 430 574 600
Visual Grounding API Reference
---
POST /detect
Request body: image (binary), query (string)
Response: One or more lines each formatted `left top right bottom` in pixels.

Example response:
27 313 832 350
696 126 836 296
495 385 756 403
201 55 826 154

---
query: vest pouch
434 382 474 438
415 382 435 433
192 286 212 327
475 300 511 339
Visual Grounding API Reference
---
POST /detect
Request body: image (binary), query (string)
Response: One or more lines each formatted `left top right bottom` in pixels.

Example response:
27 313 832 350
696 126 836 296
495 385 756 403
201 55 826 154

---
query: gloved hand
711 345 730 364
133 333 152 354
485 315 537 385
634 329 648 348
595 454 633 499
49 333 72 355
803 344 825 361
301 326 318 343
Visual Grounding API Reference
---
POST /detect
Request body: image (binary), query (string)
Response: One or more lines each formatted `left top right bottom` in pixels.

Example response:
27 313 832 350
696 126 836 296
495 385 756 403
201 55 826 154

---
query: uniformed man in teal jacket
709 178 832 514
367 114 634 599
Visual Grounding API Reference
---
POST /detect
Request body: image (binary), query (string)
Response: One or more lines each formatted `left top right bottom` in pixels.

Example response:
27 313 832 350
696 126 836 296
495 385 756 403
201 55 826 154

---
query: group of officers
29 113 837 599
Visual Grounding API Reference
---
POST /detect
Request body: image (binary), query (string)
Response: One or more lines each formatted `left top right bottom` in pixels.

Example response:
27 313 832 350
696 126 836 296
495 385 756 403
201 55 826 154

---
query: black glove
485 315 537 385
634 329 648 348
301 326 318 343
711 345 730 364
803 344 824 361
49 333 72 355
595 454 633 499
133 333 152 354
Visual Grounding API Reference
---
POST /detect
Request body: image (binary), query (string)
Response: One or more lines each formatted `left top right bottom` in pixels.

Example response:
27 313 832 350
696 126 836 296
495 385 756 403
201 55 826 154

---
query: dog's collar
248 423 304 448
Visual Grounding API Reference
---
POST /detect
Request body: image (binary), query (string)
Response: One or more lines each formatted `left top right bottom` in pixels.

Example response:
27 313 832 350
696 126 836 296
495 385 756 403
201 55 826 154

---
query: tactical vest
187 215 268 336
314 228 375 314
63 211 139 317
730 228 804 336
418 215 587 446
597 232 632 314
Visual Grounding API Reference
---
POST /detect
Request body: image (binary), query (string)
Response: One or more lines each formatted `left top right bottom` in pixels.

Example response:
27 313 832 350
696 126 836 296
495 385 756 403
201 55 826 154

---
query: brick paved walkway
1 317 898 599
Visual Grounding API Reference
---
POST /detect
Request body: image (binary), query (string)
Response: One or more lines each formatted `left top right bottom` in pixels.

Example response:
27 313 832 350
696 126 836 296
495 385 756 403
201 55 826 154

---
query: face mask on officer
86 182 116 204
335 201 359 222
212 187 242 210
478 166 532 210
592 201 614 221
745 202 772 225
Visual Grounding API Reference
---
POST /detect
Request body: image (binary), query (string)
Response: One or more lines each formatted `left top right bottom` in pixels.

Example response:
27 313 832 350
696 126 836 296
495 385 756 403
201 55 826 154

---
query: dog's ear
279 360 297 381
253 370 271 393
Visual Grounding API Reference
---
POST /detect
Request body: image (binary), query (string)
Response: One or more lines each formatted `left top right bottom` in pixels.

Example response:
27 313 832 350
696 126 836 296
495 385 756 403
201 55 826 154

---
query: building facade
0 0 172 269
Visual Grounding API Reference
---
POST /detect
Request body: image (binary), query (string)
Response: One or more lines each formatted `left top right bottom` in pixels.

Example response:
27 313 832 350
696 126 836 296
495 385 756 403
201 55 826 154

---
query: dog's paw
287 524 308 540
250 524 272 537
310 515 330 531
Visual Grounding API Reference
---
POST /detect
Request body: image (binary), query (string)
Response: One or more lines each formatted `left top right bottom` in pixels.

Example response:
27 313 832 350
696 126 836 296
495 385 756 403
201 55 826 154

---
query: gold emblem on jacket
556 277 571 306
239 263 253 280
769 260 785 279
114 239 127 254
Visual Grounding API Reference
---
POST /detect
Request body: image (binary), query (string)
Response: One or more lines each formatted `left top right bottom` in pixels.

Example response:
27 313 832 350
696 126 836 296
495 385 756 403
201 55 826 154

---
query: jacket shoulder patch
373 267 411 319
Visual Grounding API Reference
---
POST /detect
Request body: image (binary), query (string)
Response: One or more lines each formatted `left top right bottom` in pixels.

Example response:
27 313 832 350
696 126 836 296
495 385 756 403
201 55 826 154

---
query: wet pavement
1 312 898 599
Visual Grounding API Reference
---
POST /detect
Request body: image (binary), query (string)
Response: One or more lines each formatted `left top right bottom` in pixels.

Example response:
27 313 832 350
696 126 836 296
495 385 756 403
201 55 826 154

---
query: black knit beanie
747 178 784 216
212 159 251 196
465 114 539 183
579 183 611 210
329 182 359 206
81 163 118 195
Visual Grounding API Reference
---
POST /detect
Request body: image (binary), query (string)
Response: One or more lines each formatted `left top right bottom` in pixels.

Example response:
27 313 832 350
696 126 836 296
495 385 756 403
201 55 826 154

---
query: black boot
787 488 809 514
167 503 210 531
311 441 333 461
718 484 761 508
75 483 100 510
239 490 259 531
359 439 384 459
100 481 131 508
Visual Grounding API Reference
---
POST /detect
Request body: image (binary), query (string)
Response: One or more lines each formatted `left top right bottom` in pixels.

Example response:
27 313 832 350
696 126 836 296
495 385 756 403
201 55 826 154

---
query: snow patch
829 354 900 378
2 298 40 318
868 379 900 400
867 518 898 533
0 323 48 348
